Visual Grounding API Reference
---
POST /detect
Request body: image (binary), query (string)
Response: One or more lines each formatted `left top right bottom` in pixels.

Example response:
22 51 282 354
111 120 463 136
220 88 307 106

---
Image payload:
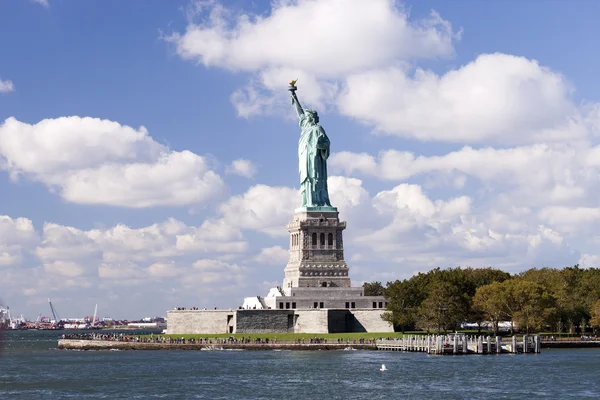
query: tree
509 279 557 333
590 300 600 334
473 281 509 335
416 281 470 333
383 278 427 332
464 267 511 290
363 281 385 297
520 266 594 333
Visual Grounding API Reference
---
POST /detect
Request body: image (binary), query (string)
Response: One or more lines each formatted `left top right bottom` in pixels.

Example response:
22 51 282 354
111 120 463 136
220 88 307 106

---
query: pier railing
376 334 541 355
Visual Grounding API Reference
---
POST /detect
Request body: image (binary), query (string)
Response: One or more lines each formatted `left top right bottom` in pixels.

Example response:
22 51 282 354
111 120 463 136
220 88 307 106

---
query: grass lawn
139 330 500 342
141 332 407 341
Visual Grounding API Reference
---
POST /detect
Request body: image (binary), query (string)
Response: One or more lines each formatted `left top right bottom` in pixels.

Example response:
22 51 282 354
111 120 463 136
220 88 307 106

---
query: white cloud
35 218 247 269
254 246 289 265
368 183 471 237
0 116 225 207
0 214 256 314
215 176 371 237
0 215 39 246
579 254 600 269
218 184 298 236
0 78 14 93
538 207 600 235
338 53 580 144
98 262 142 280
0 216 39 267
148 262 181 278
43 261 85 277
168 3 587 150
189 259 247 285
168 0 456 75
226 158 257 178
331 141 600 210
349 184 579 272
0 251 22 266
167 0 459 117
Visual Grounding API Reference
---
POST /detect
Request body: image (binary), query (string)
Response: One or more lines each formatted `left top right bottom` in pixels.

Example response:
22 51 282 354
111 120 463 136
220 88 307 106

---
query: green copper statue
289 80 334 210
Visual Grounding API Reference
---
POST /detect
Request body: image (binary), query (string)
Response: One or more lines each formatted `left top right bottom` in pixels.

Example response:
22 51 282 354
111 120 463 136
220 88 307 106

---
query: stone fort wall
166 310 236 335
166 309 393 335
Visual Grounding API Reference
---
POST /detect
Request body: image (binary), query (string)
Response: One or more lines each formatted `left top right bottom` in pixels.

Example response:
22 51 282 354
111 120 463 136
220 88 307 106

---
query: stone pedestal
283 209 349 291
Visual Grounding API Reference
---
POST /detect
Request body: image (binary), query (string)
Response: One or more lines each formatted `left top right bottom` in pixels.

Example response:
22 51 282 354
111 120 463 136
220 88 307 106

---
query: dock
376 333 541 355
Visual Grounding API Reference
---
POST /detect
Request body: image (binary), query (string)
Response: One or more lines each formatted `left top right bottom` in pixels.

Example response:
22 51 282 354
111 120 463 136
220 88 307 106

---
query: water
1 330 600 399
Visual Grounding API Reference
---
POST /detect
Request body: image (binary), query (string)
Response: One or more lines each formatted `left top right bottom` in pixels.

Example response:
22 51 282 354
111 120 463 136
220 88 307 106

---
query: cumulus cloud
189 259 247 285
331 140 600 210
0 78 14 93
43 261 86 277
35 217 246 269
168 0 456 74
226 158 257 178
167 2 586 150
0 216 39 267
254 246 289 265
166 0 459 116
349 184 579 273
338 53 580 144
0 214 256 314
579 254 600 269
215 176 373 237
329 142 594 272
0 116 225 207
218 184 298 236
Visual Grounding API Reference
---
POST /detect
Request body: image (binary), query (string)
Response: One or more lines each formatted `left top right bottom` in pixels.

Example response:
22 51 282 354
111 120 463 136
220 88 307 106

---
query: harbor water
1 330 600 399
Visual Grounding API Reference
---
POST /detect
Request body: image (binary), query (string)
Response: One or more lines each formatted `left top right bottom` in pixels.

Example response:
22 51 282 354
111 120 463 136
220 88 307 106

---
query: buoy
380 364 387 371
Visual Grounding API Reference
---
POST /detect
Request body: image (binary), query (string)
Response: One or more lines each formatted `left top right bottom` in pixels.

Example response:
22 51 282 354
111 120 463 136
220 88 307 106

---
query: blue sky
1 0 600 319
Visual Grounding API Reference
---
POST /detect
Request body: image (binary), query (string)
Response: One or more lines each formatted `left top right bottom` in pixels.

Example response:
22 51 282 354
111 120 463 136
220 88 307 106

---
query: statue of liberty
289 81 333 209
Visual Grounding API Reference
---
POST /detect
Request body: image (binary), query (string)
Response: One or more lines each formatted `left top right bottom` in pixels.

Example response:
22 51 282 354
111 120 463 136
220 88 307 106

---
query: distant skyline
2 0 600 319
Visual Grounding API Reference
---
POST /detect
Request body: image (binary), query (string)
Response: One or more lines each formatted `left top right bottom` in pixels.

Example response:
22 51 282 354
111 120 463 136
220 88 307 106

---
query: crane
48 298 61 324
34 313 42 329
92 304 98 326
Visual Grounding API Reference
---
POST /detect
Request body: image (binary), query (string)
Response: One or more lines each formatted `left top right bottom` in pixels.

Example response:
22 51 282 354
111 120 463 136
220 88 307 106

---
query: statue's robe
298 114 332 207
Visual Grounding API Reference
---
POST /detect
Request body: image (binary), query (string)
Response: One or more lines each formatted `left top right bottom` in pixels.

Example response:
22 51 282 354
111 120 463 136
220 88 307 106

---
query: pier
376 333 541 355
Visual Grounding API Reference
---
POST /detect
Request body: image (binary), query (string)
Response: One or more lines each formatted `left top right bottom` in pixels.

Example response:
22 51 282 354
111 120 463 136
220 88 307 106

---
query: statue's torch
289 79 298 103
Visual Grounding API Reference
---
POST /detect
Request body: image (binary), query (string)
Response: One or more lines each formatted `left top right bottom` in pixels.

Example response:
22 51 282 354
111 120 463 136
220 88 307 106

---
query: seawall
57 339 377 351
541 341 600 349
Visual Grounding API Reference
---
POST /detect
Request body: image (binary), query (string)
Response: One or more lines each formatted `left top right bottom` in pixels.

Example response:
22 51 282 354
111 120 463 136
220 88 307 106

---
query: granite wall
350 310 393 333
236 310 294 334
293 309 329 333
166 310 236 335
166 308 393 334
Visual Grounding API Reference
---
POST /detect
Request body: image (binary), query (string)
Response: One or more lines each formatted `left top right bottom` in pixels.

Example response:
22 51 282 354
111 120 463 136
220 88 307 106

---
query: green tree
473 281 509 335
590 299 600 334
463 267 511 289
416 281 470 333
383 277 428 332
363 281 385 296
509 279 557 332
520 266 594 333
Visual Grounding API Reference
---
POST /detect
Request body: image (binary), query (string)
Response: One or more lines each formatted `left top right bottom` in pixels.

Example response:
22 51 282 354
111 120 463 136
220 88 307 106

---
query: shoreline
57 339 600 351
57 339 376 351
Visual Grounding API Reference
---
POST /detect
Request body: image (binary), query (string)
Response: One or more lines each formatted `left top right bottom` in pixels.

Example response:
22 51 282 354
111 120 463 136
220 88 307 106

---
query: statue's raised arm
288 79 304 119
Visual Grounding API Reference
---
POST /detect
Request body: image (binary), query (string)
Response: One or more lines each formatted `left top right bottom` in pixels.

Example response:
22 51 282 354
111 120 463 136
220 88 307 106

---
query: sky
1 0 600 320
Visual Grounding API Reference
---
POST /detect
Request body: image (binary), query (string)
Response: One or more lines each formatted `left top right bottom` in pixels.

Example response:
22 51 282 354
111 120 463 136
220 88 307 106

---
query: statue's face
307 112 319 124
